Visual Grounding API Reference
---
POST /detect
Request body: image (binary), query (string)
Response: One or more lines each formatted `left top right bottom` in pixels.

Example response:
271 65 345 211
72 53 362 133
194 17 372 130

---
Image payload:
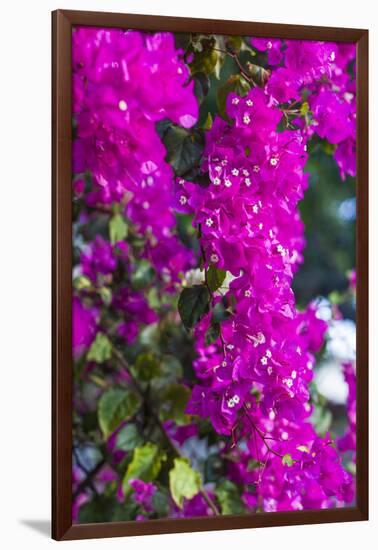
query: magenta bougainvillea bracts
72 28 356 522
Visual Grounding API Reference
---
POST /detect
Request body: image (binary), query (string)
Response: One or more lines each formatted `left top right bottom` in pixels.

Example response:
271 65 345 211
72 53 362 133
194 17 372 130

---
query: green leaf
205 322 220 345
162 125 204 177
132 353 160 382
282 453 294 467
226 36 243 53
109 213 128 244
190 43 219 76
152 489 170 517
122 443 166 494
159 384 191 425
311 404 332 436
300 101 309 116
73 275 92 290
115 423 143 452
98 388 141 438
217 74 251 119
87 333 112 363
150 355 183 392
193 73 210 104
207 264 227 292
169 458 202 508
215 480 245 515
78 495 138 523
203 112 213 130
211 300 232 324
178 285 210 329
98 286 112 306
131 260 155 290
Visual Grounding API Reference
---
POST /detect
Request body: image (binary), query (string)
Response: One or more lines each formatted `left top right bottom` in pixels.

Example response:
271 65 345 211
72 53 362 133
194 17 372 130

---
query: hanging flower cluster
72 29 356 522
179 42 356 509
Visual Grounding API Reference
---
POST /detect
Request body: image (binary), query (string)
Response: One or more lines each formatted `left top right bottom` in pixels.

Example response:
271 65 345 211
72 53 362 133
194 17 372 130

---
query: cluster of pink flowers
72 27 199 352
180 47 355 508
253 39 356 180
72 29 356 519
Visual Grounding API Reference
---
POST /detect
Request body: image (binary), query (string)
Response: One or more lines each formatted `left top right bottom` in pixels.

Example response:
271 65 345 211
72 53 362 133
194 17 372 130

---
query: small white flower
231 168 239 176
251 331 265 347
227 398 235 408
221 159 228 166
210 253 219 263
266 349 272 358
267 366 273 375
213 177 221 185
118 100 128 111
270 157 278 166
329 51 336 62
259 223 263 230
245 178 251 186
179 195 187 205
261 356 268 365
246 99 254 106
224 179 232 188
243 114 251 125
252 205 259 214
222 361 227 367
233 395 240 404
244 290 251 297
205 218 214 227
291 370 297 379
267 41 273 50
283 378 293 388
277 244 284 253
232 97 240 105
142 201 150 210
215 165 222 173
178 178 185 185
253 165 260 173
281 431 289 440
177 66 183 74
243 169 249 176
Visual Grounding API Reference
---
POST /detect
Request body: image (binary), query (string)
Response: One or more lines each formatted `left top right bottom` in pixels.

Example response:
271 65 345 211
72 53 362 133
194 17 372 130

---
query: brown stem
211 46 257 86
73 458 106 500
243 404 287 460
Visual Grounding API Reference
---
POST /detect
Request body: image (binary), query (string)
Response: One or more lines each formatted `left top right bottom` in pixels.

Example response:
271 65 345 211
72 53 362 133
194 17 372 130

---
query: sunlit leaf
169 458 202 508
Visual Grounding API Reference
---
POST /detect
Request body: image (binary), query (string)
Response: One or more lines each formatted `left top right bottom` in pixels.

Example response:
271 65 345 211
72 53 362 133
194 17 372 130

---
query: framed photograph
52 10 368 541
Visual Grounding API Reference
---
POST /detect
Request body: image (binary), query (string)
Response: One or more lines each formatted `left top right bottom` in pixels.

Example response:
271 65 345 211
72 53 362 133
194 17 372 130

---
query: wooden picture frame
52 9 368 541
